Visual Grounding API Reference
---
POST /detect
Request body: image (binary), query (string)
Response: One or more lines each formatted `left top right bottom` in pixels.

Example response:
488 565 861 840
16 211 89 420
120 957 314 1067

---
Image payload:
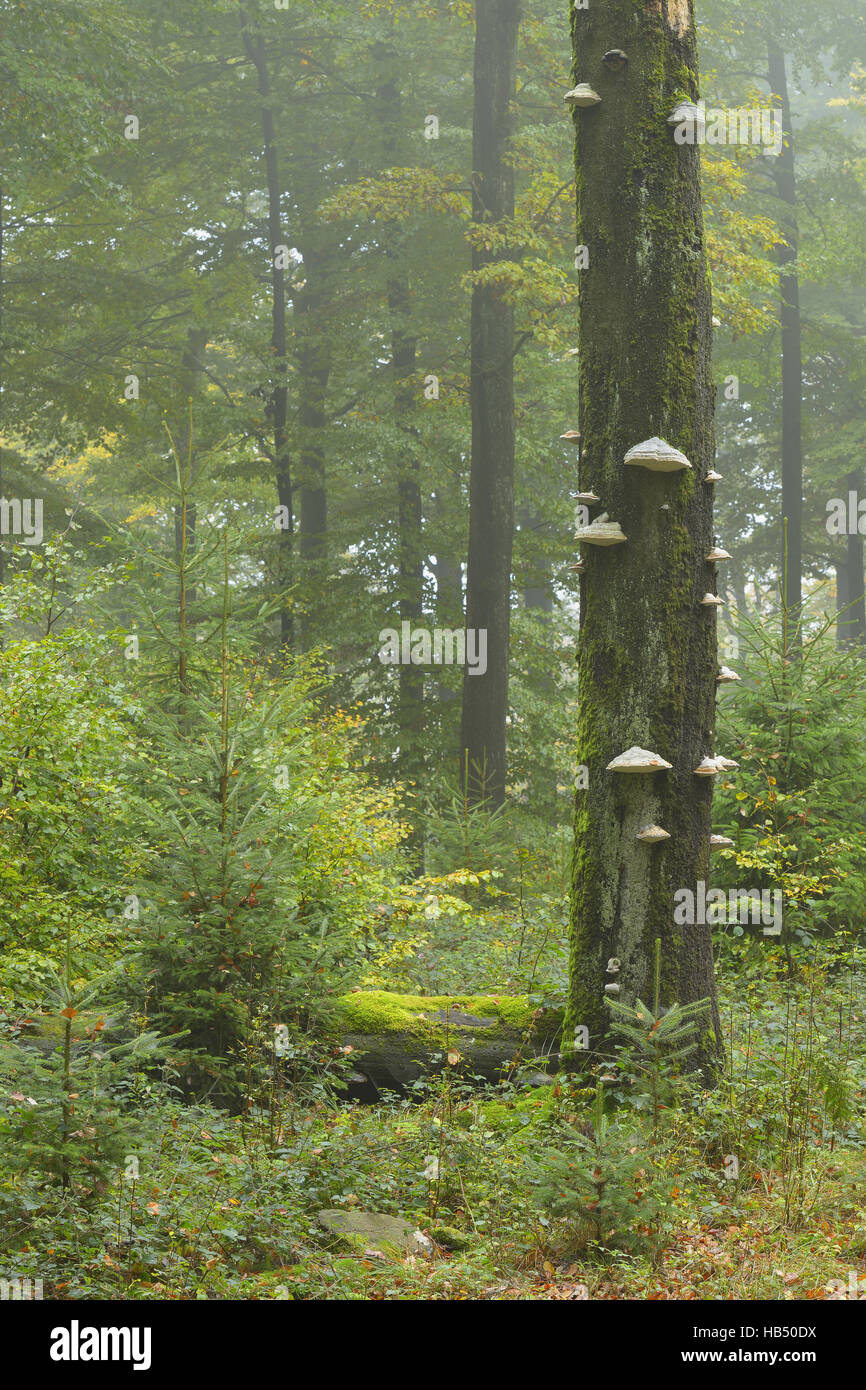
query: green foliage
715 600 866 944
531 1082 675 1256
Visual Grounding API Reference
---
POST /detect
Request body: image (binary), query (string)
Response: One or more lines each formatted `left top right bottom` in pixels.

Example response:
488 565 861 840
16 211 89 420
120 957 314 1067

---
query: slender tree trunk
837 469 866 649
174 327 207 695
295 229 330 639
730 561 750 625
374 44 425 854
0 181 5 613
239 5 293 651
768 42 803 631
432 493 463 773
835 556 850 650
520 508 552 614
461 0 520 808
566 0 722 1070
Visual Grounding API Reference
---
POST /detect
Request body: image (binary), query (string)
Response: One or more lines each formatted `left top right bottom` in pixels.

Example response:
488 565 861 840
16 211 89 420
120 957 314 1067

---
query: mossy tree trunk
461 0 520 808
566 0 722 1072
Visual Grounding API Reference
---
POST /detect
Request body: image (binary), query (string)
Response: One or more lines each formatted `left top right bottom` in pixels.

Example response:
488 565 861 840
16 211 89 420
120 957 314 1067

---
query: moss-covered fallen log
333 991 564 1094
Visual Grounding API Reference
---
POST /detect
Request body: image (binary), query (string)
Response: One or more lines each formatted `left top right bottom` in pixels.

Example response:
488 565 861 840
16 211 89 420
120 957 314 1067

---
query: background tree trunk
0 181 5 609
174 325 207 690
374 45 425 857
460 0 520 809
837 468 866 649
295 227 331 646
768 41 803 629
566 0 722 1070
240 5 293 652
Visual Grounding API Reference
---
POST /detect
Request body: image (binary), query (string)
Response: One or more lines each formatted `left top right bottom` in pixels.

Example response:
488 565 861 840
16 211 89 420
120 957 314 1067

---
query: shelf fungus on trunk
604 983 621 994
714 756 739 770
567 559 586 573
623 436 692 472
606 746 673 773
712 316 722 328
601 49 628 70
701 592 724 607
606 957 621 973
710 835 735 850
668 100 706 137
706 546 732 562
635 823 671 843
705 470 723 483
693 756 720 777
717 666 741 684
576 512 627 545
575 491 600 503
564 83 602 108
560 429 581 441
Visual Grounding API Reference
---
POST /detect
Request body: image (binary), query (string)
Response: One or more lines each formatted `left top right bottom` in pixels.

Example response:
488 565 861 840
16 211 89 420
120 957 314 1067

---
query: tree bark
768 42 803 631
566 0 722 1072
460 0 520 809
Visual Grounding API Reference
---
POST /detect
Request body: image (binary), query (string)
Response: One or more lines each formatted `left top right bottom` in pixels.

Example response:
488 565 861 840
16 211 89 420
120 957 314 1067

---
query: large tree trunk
460 0 520 809
768 42 803 630
566 0 722 1072
239 5 293 652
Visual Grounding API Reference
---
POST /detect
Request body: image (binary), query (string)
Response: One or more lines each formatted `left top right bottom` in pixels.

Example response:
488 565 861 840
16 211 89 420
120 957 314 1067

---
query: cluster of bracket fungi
563 42 741 1009
564 424 741 852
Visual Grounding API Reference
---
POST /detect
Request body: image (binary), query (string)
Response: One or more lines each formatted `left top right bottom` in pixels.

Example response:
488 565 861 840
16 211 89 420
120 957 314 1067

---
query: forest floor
2 926 865 1302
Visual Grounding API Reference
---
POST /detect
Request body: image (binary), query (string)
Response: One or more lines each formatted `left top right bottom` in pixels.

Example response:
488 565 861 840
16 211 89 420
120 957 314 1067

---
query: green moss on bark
565 0 722 1071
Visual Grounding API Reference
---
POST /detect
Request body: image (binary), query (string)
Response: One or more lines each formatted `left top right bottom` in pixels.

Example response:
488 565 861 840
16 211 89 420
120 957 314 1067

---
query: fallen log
334 990 564 1096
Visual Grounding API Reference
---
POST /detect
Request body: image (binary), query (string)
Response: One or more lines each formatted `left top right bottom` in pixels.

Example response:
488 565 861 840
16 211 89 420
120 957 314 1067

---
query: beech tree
566 0 723 1068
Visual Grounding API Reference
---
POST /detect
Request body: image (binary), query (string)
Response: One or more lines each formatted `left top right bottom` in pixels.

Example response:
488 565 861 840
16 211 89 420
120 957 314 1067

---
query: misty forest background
2 0 866 1301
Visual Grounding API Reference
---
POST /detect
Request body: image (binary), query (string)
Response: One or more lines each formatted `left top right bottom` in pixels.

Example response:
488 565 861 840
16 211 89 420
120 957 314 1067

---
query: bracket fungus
706 546 732 562
560 429 581 441
693 757 720 777
604 983 621 995
623 436 692 472
717 666 741 684
712 315 722 327
564 83 602 108
606 958 621 973
705 470 723 483
567 559 586 573
606 746 672 773
668 100 705 134
575 491 600 503
714 756 739 770
576 513 627 546
710 835 735 850
700 592 724 607
636 823 671 843
601 48 628 69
